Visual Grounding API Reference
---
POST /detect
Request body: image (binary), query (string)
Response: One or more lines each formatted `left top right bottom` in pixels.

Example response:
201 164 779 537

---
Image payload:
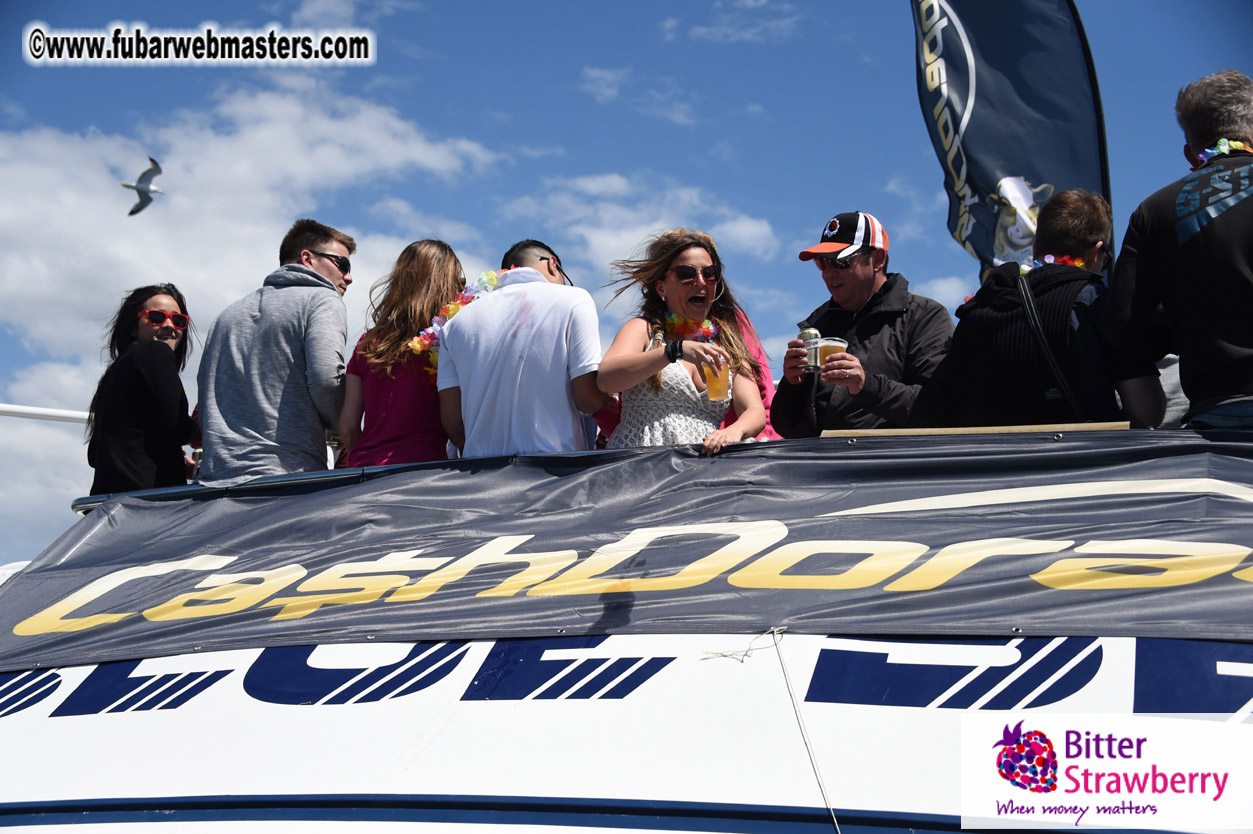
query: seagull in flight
121 157 163 216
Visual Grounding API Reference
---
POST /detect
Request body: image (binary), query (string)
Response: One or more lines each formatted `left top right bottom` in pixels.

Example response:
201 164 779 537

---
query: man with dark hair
898 190 1162 428
438 240 604 456
772 211 953 435
500 239 571 284
197 218 356 484
1107 68 1253 427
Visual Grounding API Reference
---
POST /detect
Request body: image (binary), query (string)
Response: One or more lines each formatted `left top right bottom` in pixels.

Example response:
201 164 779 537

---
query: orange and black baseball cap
798 211 889 261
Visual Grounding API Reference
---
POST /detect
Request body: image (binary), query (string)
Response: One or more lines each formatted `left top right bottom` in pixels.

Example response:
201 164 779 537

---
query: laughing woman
599 229 765 455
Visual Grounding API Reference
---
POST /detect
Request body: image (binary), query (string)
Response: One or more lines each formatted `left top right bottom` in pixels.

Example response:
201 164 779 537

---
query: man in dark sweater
1105 69 1253 428
902 191 1163 428
772 211 953 435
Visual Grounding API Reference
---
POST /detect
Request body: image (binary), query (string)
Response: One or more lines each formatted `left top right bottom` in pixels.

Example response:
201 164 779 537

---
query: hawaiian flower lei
1024 253 1087 272
1192 138 1250 170
408 269 502 375
664 312 718 342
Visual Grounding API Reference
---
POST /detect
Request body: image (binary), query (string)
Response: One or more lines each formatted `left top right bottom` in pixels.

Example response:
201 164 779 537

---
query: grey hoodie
197 264 347 485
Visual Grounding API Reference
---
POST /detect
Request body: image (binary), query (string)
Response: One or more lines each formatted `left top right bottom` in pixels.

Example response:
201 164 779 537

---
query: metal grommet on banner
1053 433 1064 441
847 438 856 445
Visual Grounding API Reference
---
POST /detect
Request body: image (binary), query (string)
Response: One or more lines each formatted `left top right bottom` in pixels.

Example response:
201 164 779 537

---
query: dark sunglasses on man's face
815 252 868 271
314 251 352 275
137 309 189 329
672 264 722 284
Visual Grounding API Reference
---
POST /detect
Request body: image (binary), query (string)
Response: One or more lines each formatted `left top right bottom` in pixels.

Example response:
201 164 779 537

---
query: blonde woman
599 229 765 455
338 240 464 465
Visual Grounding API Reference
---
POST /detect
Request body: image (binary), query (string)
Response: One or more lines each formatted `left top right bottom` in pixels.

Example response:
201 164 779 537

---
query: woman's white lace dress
608 360 731 449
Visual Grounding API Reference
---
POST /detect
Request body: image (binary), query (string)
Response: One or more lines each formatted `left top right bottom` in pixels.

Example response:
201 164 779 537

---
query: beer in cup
818 337 848 365
705 361 731 401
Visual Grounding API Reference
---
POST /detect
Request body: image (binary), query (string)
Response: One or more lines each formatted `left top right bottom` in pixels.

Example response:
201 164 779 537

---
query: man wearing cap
772 211 953 436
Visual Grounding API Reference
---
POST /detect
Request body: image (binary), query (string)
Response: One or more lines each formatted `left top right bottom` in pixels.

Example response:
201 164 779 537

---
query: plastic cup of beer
705 361 731 401
818 337 848 365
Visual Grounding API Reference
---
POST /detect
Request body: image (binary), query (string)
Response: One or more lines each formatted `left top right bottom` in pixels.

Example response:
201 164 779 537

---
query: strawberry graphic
994 721 1058 793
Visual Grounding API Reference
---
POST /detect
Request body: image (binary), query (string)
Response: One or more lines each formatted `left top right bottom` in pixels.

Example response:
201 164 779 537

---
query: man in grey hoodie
197 219 355 485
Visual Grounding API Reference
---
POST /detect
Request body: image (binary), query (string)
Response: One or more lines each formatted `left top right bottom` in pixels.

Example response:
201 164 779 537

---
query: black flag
912 0 1109 273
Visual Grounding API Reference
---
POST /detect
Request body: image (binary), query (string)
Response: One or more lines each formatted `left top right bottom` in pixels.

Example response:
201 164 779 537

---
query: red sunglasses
138 309 189 329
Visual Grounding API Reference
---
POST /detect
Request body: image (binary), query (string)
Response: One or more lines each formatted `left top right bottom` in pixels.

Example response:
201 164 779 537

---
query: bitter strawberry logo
994 721 1058 793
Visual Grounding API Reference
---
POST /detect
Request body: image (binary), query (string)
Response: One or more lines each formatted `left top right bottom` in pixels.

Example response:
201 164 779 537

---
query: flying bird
121 157 163 216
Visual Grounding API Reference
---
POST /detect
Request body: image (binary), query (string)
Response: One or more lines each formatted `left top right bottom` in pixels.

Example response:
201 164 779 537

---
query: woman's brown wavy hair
358 239 464 375
609 228 759 390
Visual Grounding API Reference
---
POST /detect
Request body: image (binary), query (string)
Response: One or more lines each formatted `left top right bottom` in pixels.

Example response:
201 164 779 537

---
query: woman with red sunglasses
87 284 198 495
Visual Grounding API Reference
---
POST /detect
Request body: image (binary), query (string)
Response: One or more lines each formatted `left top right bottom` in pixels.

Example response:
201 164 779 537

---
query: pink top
346 333 449 467
722 309 781 441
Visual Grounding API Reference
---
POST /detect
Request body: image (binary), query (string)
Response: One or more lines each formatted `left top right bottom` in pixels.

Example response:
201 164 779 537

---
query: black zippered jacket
1106 150 1253 420
772 273 953 435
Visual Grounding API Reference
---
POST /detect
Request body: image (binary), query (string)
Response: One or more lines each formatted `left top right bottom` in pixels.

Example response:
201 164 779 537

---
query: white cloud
910 275 975 311
659 17 680 42
5 359 103 414
639 85 698 127
291 0 357 28
690 9 800 44
0 419 92 563
0 94 26 125
580 68 699 127
562 173 634 198
581 67 631 104
884 176 948 243
512 144 566 159
368 197 483 244
709 139 736 162
360 0 425 26
709 216 780 260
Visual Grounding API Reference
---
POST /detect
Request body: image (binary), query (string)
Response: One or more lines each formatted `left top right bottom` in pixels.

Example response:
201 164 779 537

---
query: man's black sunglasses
538 255 573 286
313 251 352 275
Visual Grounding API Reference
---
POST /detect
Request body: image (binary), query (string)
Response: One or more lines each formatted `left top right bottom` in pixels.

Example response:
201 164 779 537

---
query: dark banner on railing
2 431 1253 673
911 0 1108 272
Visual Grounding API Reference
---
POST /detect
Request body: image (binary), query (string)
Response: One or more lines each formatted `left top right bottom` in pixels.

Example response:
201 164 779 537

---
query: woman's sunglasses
138 309 189 329
672 264 722 284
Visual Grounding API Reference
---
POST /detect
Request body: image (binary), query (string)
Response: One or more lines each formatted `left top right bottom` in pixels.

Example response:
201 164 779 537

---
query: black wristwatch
665 339 683 363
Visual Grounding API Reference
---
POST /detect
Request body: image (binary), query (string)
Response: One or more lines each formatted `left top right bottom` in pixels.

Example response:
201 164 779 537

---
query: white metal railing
0 403 89 424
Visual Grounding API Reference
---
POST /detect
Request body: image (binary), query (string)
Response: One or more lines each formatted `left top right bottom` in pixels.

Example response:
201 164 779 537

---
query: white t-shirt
437 268 601 457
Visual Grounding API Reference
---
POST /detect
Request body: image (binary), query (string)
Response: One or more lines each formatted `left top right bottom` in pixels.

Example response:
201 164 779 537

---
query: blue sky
0 0 1249 563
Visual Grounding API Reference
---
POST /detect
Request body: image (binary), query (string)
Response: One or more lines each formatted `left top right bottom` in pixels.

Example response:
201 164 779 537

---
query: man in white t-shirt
437 240 606 457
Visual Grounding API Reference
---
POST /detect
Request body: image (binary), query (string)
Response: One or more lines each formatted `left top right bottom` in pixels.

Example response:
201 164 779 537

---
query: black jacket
89 340 195 495
1106 150 1253 419
909 262 1141 427
772 273 953 435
